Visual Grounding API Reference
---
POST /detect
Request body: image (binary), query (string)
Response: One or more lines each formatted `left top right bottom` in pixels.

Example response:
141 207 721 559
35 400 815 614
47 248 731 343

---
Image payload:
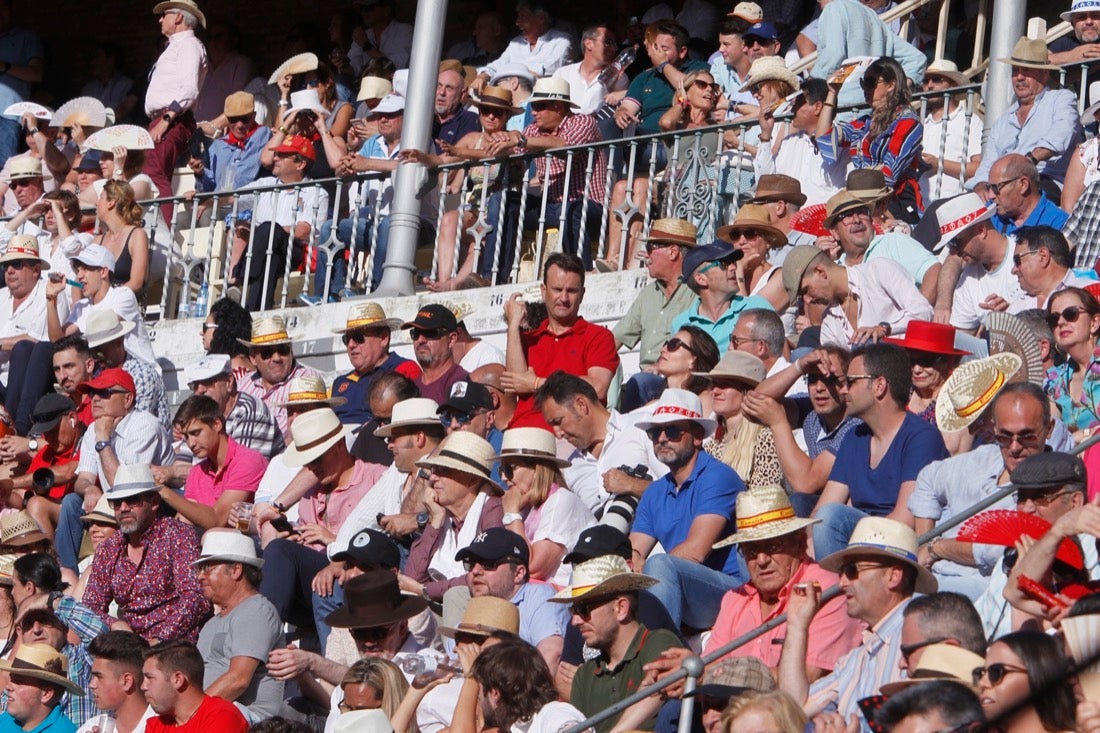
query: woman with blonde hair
498 427 594 586
721 690 807 733
94 179 150 296
332 657 416 733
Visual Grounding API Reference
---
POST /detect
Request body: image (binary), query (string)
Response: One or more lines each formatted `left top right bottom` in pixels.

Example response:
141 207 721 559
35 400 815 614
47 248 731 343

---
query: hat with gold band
549 555 658 602
332 302 402 334
713 485 819 548
238 316 293 347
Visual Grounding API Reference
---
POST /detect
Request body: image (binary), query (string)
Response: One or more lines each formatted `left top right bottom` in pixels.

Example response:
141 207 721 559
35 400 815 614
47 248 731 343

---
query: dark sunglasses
107 494 151 509
991 429 1042 448
2 260 35 271
530 101 559 111
568 598 609 620
410 327 447 341
910 352 948 368
439 410 480 428
373 111 402 120
645 424 689 442
500 460 535 481
1047 305 1089 328
807 373 844 387
731 228 761 241
201 322 218 334
479 107 508 117
254 344 291 359
691 79 719 92
342 328 386 346
972 662 1028 687
462 558 515 572
838 561 888 580
227 114 253 123
899 636 947 664
663 337 695 355
87 387 129 399
859 76 884 91
743 36 773 48
350 625 392 642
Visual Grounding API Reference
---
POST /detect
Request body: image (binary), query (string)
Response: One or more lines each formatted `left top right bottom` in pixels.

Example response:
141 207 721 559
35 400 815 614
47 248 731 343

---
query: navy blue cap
682 240 742 279
744 21 779 40
331 529 401 568
564 525 632 564
75 150 102 173
455 528 530 566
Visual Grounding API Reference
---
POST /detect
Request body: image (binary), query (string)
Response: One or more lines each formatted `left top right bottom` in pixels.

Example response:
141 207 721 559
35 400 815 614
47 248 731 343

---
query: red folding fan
955 509 1084 570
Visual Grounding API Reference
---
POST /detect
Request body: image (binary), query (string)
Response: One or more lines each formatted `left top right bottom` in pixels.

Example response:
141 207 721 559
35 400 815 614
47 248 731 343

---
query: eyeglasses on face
738 537 792 558
479 107 508 117
201 322 218 334
910 351 949 368
569 597 612 620
227 114 253 124
690 79 720 92
439 410 482 428
844 374 877 385
500 460 535 481
1012 248 1040 268
2 260 35 271
698 256 740 274
743 36 773 48
807 373 845 387
838 561 888 580
1017 488 1075 508
645 424 689 442
991 429 1043 449
971 662 1028 687
462 558 515 572
350 625 393 643
988 177 1023 196
410 327 447 341
899 636 948 664
729 334 762 349
87 387 130 399
1047 305 1090 328
254 344 291 360
835 207 871 225
662 337 696 355
342 328 387 346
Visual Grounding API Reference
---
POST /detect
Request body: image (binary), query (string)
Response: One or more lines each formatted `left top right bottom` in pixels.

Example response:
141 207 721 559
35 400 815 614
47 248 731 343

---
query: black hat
331 529 401 568
29 394 76 437
455 528 530 566
74 150 102 173
563 525 632 565
401 304 458 332
439 381 494 414
325 569 428 629
682 240 742 280
1010 451 1086 491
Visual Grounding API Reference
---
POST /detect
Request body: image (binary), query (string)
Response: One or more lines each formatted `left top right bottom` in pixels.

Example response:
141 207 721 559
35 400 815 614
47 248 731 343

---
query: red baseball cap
77 368 136 395
273 134 317 162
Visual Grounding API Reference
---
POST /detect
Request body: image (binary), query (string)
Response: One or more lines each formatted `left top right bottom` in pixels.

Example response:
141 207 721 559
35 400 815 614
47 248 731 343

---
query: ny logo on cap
474 532 488 543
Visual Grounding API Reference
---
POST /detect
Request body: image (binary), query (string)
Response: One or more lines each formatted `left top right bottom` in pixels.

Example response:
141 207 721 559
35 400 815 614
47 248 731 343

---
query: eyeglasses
342 328 386 346
860 76 886 92
662 337 696 355
374 111 402 120
1017 488 1075 508
838 562 888 580
645 241 674 254
462 558 515 572
807 373 845 387
910 352 949 368
2 260 35 271
844 374 877 384
10 180 37 189
743 36 773 48
1012 249 1040 268
530 102 559 112
439 410 482 428
350 625 392 643
338 698 379 714
254 344 291 360
691 79 720 92
479 107 508 117
988 177 1023 196
835 207 871 225
991 430 1043 448
972 662 1028 687
201 323 218 334
569 597 612 620
698 256 739 274
107 494 151 509
645 424 689 442
305 79 321 88
500 460 534 481
453 631 482 646
899 636 948 665
227 114 253 124
729 334 762 349
738 537 792 558
1047 305 1090 328
731 228 761 241
87 387 130 399
410 327 447 341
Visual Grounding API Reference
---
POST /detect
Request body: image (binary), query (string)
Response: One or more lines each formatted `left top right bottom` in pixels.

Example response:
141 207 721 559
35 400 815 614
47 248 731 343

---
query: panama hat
0 512 47 547
105 463 160 501
640 218 700 248
493 427 570 468
416 432 498 484
269 52 319 85
193 529 264 568
528 77 579 108
716 204 788 249
276 374 346 408
373 398 441 438
357 76 393 103
1064 0 1100 21
284 89 329 119
0 234 49 268
879 644 984 694
818 516 938 594
237 316 292 348
84 310 137 349
739 56 800 92
998 36 1059 71
440 595 520 638
713 485 820 548
693 351 767 387
81 496 117 526
333 302 402 334
822 190 873 228
7 157 42 181
489 63 537 87
550 555 658 602
934 353 1022 433
283 408 352 467
326 569 428 629
0 643 84 696
50 97 108 129
472 86 522 115
932 193 995 252
923 59 970 88
634 388 718 436
846 168 891 202
153 0 206 27
884 320 970 356
747 173 807 207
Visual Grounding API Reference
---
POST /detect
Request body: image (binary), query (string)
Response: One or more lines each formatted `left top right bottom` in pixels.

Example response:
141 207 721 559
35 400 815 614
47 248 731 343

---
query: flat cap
1010 451 1086 491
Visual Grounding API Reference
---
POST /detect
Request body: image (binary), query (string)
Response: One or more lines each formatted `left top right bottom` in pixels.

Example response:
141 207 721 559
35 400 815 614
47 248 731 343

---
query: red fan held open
956 509 1084 570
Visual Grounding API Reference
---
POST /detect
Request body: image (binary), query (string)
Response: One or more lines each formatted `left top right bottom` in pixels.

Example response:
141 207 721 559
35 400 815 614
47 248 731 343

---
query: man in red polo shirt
503 253 619 428
9 394 83 538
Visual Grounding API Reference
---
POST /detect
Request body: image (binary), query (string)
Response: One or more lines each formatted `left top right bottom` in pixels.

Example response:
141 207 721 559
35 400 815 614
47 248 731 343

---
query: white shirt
429 492 489 580
552 61 628 115
0 277 48 362
528 487 595 586
242 176 329 230
819 259 934 347
511 701 588 733
1007 268 1098 313
950 236 1024 330
920 104 984 201
76 707 156 733
458 338 505 372
480 30 574 79
328 460 410 559
66 285 159 370
254 454 303 523
754 126 846 207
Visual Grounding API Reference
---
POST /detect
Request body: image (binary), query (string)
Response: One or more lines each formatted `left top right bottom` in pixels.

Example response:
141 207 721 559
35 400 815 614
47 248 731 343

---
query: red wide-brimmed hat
884 320 970 356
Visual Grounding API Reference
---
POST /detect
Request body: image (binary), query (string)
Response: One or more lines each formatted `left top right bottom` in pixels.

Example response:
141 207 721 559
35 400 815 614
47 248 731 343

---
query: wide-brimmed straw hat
0 234 49 268
879 644 984 694
493 427 570 467
193 529 264 568
634 389 718 436
998 36 1059 71
747 173 807 206
325 569 428 629
640 218 699 248
884 320 970 356
333 302 402 334
84 310 137 349
0 511 47 547
373 397 441 437
823 190 873 228
153 0 206 27
528 77 579 108
550 555 658 602
935 353 1022 433
7 157 42 181
472 86 522 115
81 496 117 526
739 56 800 92
932 192 995 252
269 52 319 84
716 204 788 249
283 408 352 467
357 76 393 102
713 485 820 548
276 374 346 408
0 643 84 695
440 595 520 638
416 432 498 485
924 59 970 88
846 168 891 202
237 316 292 348
693 351 767 388
818 516 938 594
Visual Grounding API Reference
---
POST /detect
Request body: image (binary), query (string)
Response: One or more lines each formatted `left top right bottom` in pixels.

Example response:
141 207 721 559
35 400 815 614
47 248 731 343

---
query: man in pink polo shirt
160 394 267 530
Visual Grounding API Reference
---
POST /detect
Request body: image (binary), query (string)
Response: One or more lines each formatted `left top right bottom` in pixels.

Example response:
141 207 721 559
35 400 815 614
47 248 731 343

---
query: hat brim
527 93 580 109
848 187 891 203
284 423 353 467
415 453 500 489
325 593 428 628
285 103 330 119
28 415 65 437
683 684 751 700
879 674 978 696
881 336 970 357
192 553 264 569
996 56 1059 71
932 203 995 252
493 450 571 469
747 191 808 207
268 53 320 85
0 659 84 696
105 484 159 500
3 529 48 547
473 98 523 115
152 0 206 27
819 544 937 594
640 233 699 247
715 223 788 250
439 621 512 638
275 395 348 408
1083 102 1100 126
0 252 49 268
549 573 659 602
236 336 293 348
86 320 137 349
634 414 718 438
823 199 872 228
80 511 117 526
934 352 1022 433
712 516 820 549
332 318 402 334
924 70 971 88
373 417 440 438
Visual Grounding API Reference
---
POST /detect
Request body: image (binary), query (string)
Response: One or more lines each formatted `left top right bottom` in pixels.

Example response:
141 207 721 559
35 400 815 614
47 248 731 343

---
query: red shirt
26 440 81 500
512 317 619 429
76 394 93 427
145 695 248 733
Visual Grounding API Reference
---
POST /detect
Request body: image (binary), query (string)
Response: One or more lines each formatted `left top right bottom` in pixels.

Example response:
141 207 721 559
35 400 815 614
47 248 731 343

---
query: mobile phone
269 515 298 535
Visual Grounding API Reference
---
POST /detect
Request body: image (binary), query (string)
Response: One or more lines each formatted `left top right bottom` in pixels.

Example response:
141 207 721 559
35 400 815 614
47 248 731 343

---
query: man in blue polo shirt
811 343 948 559
985 154 1069 235
629 389 746 630
670 241 773 355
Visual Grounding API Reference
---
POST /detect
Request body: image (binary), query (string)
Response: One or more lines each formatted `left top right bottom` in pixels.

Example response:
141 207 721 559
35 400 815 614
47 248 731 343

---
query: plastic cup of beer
234 502 254 532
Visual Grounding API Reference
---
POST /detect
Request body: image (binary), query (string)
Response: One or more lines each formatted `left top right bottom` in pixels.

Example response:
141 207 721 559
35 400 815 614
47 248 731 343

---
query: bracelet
928 538 942 561
793 358 804 375
272 501 287 514
277 126 289 135
1025 152 1038 165
657 61 669 73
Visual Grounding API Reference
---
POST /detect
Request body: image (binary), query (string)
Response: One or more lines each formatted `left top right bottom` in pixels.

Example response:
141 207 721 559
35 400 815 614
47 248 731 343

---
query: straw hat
879 644 984 694
634 389 718 436
84 310 137 349
0 555 15 586
739 56 800 92
373 397 441 437
152 0 206 27
818 516 938 594
713 485 820 548
332 302 402 334
472 86 522 115
237 316 292 347
269 52 319 84
528 77 579 108
823 190 872 228
0 234 49 267
884 320 970 356
846 168 891 202
716 204 788 249
931 193 995 252
0 511 46 547
693 351 767 387
640 218 699 248
105 463 160 500
223 92 254 118
924 59 970 88
440 595 520 638
998 36 1059 71
276 374 347 408
283 408 352 467
728 1 763 21
550 555 658 602
357 76 393 102
325 569 428 629
493 427 570 467
934 353 1022 433
7 157 42 181
81 496 118 526
747 173 807 207
416 432 498 485
193 529 264 568
1063 0 1100 22
0 643 84 696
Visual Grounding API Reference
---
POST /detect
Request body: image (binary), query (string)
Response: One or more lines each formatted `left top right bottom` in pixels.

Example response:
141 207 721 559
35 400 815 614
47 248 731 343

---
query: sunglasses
972 662 1028 687
87 387 129 399
738 537 792 558
860 76 885 91
645 241 674 254
107 494 151 509
1017 488 1074 507
691 79 719 92
350 625 392 643
1012 249 1040 268
988 176 1023 196
439 410 481 428
500 460 535 481
645 424 689 442
730 228 761 241
807 373 844 387
373 111 402 120
698 256 739 274
479 107 508 117
410 327 447 341
743 36 773 48
991 429 1043 448
2 260 35 271
1047 305 1090 328
201 322 218 334
899 636 947 665
461 558 515 572
342 328 387 346
227 114 253 124
530 102 559 111
569 597 611 620
254 344 291 360
910 352 949 368
838 561 888 580
663 337 696 355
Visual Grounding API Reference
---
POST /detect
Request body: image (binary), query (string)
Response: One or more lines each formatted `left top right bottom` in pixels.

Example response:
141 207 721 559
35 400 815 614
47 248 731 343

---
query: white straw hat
713 486 820 548
283 408 352 467
549 555 658 602
373 397 440 437
934 353 1022 433
931 193 995 252
634 388 718 436
193 529 264 568
818 516 938 594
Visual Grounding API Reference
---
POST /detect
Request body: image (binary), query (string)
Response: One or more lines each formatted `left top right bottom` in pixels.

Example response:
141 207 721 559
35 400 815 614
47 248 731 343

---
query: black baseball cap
563 525 632 564
331 529 401 568
439 381 494 414
401 304 458 332
455 528 530 566
29 394 76 437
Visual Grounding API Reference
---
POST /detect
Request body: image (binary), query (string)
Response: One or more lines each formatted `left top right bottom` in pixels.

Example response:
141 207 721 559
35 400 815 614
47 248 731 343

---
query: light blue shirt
196 126 273 193
512 581 569 647
840 232 939 287
709 60 755 118
669 295 774 355
972 87 1083 185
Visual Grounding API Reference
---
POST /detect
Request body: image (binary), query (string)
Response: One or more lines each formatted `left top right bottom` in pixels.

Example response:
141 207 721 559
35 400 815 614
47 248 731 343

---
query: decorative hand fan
50 96 108 128
82 124 155 153
3 102 52 120
985 312 1044 386
790 203 828 237
956 509 1084 569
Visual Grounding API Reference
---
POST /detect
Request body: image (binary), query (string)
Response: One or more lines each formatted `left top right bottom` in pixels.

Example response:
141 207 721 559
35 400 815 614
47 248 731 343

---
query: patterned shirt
238 361 322 439
523 113 606 203
818 110 924 199
1045 346 1100 434
122 356 170 430
83 516 212 643
54 594 110 726
226 391 283 459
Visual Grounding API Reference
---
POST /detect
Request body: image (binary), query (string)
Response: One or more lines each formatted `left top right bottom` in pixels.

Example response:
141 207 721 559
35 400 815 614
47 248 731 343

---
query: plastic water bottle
598 44 637 87
195 282 209 318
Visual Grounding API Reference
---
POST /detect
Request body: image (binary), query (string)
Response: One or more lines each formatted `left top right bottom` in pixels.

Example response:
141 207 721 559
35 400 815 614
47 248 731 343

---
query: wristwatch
877 321 892 336
26 438 38 452
94 440 112 453
503 512 524 525
416 511 429 530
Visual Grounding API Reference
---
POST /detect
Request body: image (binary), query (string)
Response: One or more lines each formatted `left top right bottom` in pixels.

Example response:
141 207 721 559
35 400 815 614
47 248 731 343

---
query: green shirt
570 625 683 733
624 61 709 135
613 278 696 367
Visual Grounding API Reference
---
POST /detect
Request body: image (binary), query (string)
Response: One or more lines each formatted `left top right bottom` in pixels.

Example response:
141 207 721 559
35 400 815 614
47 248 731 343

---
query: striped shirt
239 361 322 439
226 391 283 458
818 110 924 196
